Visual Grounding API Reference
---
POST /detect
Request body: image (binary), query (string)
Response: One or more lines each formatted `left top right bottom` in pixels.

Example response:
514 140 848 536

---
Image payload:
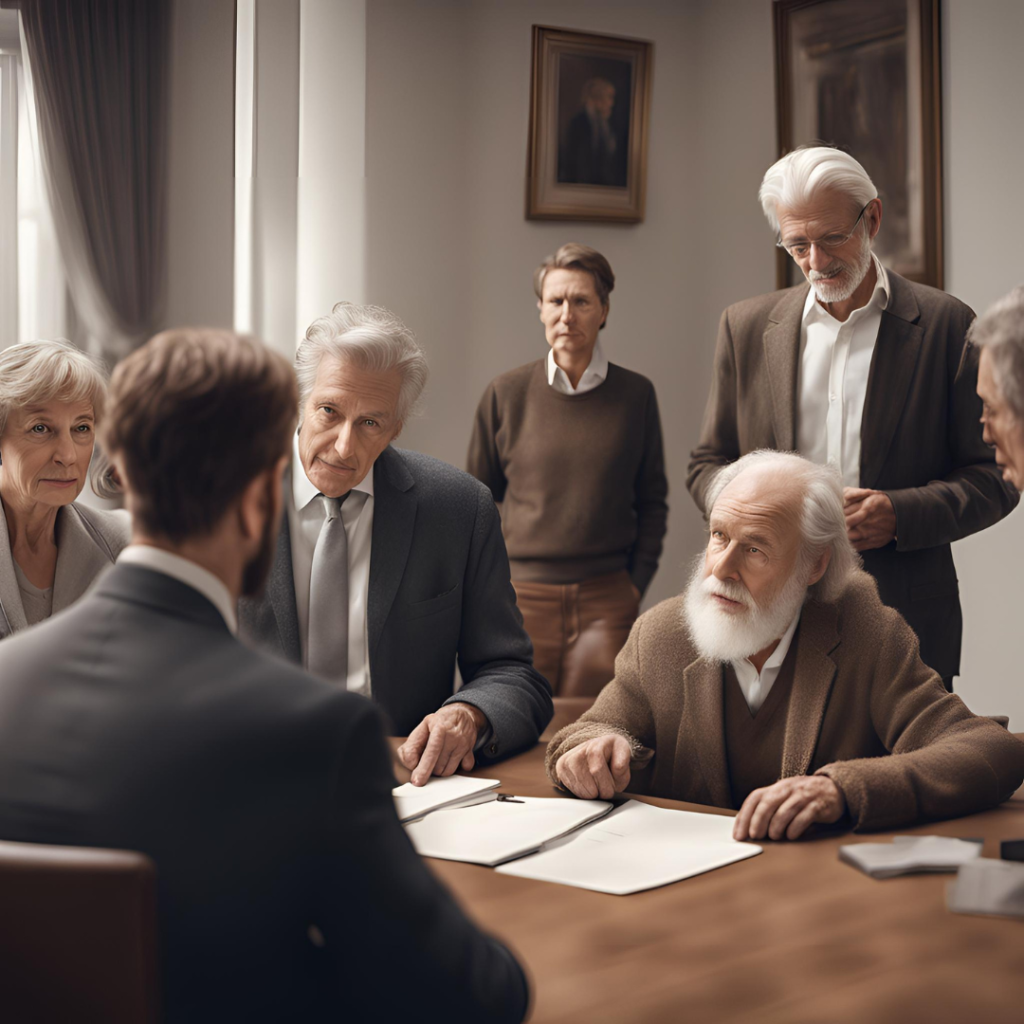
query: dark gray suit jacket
0 564 529 1024
687 272 1019 680
240 446 553 755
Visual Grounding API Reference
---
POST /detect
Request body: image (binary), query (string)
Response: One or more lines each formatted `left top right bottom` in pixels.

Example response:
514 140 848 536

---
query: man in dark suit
240 302 552 785
688 146 1018 690
558 77 626 187
0 329 529 1024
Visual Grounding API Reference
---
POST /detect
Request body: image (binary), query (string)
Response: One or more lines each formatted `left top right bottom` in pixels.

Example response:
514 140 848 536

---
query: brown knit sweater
545 571 1024 832
467 359 668 594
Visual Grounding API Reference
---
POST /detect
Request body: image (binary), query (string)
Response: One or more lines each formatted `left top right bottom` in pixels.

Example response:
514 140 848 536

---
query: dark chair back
0 839 159 1023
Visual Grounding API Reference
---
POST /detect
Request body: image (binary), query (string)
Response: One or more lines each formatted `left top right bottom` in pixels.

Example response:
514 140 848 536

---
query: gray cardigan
0 500 130 639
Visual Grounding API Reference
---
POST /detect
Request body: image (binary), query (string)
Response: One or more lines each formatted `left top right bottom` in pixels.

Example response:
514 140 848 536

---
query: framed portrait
526 26 653 223
773 0 943 288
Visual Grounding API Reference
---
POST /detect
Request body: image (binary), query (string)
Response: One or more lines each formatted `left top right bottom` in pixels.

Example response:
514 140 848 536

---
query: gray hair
758 146 878 234
295 301 428 424
969 285 1024 421
0 339 118 500
705 450 860 604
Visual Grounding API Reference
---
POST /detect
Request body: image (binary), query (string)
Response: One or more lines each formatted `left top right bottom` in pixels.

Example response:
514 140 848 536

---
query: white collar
291 431 376 512
117 545 238 634
734 604 803 677
802 253 890 324
545 340 609 391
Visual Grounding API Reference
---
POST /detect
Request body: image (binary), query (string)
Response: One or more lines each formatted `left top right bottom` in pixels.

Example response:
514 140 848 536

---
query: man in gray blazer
240 302 552 784
688 147 1018 689
0 328 530 1024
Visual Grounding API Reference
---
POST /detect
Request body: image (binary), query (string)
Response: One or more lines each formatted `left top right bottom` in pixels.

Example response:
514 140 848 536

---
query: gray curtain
8 0 170 366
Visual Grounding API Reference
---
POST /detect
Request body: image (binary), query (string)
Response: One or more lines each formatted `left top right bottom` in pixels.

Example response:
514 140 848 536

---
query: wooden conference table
392 699 1024 1024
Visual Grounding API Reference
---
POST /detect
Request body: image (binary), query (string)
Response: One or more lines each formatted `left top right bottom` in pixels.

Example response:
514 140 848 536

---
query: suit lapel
367 447 416 665
676 658 733 809
859 272 923 489
52 505 114 614
780 601 840 778
761 286 807 452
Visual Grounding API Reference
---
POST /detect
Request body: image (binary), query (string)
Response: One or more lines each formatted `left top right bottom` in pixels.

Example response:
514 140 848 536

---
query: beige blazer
686 272 1018 680
0 500 130 639
546 571 1024 833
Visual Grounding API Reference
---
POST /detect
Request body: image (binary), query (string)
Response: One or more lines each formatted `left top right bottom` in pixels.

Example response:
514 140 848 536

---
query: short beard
682 554 808 664
808 235 873 305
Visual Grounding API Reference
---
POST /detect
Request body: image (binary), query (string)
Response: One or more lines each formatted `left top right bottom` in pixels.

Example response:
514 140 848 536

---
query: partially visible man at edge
548 452 1024 841
687 146 1018 691
239 301 552 786
0 329 530 1024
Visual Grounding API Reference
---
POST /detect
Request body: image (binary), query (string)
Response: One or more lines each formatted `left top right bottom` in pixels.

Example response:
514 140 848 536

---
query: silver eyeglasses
776 202 872 258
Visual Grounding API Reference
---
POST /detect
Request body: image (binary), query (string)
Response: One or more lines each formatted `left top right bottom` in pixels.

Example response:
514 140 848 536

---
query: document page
496 799 761 895
392 775 501 824
405 795 612 866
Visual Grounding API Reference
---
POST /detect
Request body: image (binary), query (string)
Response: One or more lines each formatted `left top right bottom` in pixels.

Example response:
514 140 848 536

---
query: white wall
943 0 1024 727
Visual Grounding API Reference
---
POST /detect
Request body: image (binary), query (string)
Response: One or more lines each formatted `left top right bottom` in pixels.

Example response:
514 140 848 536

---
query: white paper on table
495 799 761 895
405 795 612 866
839 835 983 879
947 858 1024 919
392 775 501 824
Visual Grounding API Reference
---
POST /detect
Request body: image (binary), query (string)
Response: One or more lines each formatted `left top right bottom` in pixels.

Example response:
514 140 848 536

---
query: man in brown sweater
547 451 1024 841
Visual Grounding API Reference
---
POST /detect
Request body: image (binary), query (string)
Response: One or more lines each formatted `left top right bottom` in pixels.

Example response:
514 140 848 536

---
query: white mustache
702 576 754 609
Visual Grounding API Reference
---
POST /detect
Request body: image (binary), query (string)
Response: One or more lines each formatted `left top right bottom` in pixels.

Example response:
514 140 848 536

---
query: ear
600 301 610 330
389 420 404 444
866 198 883 241
806 547 831 587
238 456 287 542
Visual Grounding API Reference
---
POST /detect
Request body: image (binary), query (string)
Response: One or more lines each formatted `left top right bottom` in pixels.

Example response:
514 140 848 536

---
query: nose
711 540 741 582
53 431 78 466
333 422 355 460
808 243 833 272
560 302 574 324
981 417 994 447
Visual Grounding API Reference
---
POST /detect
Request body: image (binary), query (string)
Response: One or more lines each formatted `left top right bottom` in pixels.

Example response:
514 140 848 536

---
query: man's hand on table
555 735 632 800
732 775 846 841
397 703 489 786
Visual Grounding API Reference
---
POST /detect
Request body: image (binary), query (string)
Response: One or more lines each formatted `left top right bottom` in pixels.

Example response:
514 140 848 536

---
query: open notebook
392 775 501 824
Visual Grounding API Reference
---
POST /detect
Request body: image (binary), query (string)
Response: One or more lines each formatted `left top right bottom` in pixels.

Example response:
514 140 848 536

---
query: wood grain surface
391 701 1024 1023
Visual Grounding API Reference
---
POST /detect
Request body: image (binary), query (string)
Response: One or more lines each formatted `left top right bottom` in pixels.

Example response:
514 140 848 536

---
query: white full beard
809 239 873 304
682 556 808 664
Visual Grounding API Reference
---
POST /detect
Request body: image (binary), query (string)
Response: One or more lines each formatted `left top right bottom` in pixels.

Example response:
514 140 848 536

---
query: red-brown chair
0 839 159 1023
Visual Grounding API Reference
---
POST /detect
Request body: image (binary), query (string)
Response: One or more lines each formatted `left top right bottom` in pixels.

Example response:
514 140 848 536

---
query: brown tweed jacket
545 571 1024 833
686 273 1019 680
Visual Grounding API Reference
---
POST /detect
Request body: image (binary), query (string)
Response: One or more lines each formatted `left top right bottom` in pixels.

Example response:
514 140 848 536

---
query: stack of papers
839 835 983 878
496 799 761 895
392 775 501 824
405 795 612 866
948 858 1024 919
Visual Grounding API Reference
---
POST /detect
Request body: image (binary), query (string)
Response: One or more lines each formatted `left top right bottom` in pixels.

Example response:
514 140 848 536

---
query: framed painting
526 25 653 223
773 0 943 288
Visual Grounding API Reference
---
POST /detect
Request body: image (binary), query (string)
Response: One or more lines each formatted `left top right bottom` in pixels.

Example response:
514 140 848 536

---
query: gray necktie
307 493 348 681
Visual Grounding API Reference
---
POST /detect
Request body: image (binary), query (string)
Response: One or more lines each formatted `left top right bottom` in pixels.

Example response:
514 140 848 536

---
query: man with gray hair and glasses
689 146 1018 691
549 451 1024 841
240 302 552 783
973 285 1024 492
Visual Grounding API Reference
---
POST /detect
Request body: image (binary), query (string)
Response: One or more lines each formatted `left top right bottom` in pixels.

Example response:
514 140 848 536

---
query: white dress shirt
288 435 374 697
730 607 802 715
118 545 238 634
546 340 608 395
796 255 891 487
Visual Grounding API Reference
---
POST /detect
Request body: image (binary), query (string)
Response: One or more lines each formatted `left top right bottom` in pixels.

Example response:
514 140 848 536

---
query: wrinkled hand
732 775 845 841
843 487 897 551
555 734 632 800
397 704 488 786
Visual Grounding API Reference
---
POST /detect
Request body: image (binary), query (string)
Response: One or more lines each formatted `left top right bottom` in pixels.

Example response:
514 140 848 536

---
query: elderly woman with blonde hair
0 339 129 638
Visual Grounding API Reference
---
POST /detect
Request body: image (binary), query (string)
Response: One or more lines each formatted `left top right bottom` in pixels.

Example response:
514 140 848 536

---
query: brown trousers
513 570 640 697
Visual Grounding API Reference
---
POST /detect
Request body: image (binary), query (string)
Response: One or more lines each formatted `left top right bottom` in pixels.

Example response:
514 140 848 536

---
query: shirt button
829 393 837 402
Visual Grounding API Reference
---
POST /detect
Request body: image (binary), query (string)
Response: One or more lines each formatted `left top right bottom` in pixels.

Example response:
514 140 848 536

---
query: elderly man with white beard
546 451 1024 841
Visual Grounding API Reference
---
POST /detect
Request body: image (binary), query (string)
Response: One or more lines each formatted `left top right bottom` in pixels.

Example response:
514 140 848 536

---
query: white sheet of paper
405 795 612 866
392 775 501 824
839 835 982 879
495 799 760 895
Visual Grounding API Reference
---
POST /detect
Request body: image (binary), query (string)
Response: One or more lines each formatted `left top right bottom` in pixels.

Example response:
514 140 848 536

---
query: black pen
496 794 525 803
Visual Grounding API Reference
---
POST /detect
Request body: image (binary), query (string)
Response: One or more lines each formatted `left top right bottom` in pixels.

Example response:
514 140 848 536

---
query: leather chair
0 839 159 1023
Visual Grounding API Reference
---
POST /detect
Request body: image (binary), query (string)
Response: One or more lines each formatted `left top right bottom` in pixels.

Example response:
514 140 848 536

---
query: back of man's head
102 329 297 542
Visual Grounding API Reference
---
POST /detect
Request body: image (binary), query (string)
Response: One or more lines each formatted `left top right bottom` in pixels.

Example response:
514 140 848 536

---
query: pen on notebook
496 794 525 803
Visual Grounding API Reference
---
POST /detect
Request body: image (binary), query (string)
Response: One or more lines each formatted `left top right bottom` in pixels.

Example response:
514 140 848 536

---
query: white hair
758 146 878 234
705 450 860 604
969 285 1024 421
295 302 428 424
